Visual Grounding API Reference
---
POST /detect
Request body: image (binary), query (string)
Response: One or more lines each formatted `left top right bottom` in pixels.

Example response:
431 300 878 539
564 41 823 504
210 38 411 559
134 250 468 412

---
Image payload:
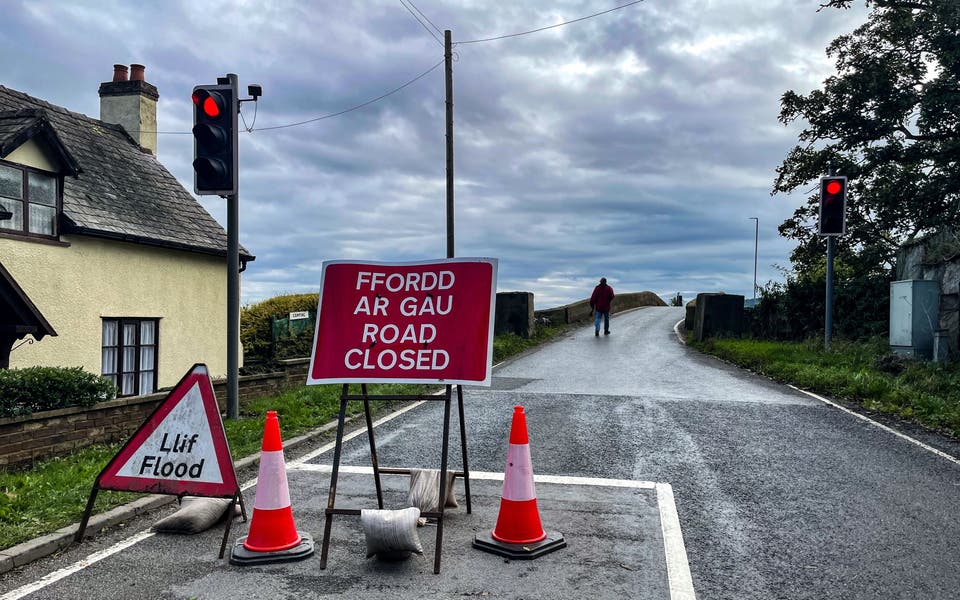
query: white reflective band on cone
501 443 536 501
253 450 292 510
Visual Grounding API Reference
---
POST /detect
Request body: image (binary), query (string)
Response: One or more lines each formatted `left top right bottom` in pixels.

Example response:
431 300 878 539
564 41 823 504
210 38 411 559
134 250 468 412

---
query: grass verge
690 336 960 438
0 326 571 551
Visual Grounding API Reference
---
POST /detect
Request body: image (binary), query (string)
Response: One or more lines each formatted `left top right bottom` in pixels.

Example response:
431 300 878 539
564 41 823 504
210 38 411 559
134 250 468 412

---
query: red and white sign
96 364 239 497
307 258 498 385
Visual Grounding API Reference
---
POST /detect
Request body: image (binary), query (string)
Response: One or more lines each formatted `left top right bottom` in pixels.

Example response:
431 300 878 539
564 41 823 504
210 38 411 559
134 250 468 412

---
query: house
0 64 253 395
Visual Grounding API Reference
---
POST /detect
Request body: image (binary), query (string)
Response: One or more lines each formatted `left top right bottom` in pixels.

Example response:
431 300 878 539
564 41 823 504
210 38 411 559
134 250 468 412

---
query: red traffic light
819 175 847 236
191 90 224 118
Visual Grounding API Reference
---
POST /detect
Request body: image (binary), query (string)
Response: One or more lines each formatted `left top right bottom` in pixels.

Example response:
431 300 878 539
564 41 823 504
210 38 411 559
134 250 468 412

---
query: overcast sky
1 1 871 308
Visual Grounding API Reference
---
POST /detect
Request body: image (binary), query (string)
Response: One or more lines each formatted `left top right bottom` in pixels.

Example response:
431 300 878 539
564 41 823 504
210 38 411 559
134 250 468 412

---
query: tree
774 1 960 278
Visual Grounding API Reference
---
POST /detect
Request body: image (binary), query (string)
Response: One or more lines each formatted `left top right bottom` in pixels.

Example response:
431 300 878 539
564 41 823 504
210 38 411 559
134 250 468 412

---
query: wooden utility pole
445 30 455 259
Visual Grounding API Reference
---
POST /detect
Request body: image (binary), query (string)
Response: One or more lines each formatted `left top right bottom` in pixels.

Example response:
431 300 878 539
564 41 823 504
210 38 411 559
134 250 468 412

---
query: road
3 306 960 599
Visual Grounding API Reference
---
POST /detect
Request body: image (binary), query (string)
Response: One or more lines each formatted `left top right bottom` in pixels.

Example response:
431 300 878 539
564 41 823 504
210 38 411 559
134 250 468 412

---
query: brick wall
0 357 312 469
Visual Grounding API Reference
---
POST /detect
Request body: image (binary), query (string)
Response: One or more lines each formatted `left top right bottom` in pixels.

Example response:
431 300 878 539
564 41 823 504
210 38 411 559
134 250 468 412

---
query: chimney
98 63 159 155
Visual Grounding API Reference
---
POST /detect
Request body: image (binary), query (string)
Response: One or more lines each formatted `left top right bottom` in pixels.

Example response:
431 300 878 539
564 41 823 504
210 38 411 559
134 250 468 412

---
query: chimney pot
112 64 129 82
130 64 145 81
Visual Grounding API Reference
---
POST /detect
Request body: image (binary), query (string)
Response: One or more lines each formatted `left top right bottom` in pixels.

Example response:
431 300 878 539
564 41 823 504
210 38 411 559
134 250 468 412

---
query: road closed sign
307 258 498 385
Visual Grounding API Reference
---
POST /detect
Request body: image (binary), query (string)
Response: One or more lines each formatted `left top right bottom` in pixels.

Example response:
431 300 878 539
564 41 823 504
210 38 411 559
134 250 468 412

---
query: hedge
240 293 319 364
0 367 116 418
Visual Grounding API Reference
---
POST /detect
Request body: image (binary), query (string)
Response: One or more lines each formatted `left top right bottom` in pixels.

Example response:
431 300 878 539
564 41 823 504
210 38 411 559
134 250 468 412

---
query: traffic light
192 84 237 196
819 175 847 236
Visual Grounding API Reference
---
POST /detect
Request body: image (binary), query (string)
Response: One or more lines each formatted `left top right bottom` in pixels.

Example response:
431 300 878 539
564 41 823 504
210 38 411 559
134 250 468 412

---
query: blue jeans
595 311 609 333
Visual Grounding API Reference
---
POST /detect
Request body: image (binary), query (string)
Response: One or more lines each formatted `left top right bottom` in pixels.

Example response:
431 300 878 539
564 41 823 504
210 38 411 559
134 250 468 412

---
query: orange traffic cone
230 411 314 565
473 406 565 559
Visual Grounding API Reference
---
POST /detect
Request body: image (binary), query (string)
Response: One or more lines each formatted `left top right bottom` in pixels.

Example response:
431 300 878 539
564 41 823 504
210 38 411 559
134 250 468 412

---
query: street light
748 217 758 300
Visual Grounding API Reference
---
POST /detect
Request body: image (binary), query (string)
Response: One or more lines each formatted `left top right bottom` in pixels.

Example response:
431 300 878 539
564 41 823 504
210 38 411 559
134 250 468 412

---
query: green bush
0 367 116 418
241 293 319 365
749 264 891 340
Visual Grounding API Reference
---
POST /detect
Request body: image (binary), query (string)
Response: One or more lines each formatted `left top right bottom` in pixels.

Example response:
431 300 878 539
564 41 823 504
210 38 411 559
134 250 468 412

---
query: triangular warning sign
96 364 239 497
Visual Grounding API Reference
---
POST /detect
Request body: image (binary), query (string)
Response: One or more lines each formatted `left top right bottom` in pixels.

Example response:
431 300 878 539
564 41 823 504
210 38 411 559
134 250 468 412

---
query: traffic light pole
825 235 834 352
824 164 834 352
226 73 240 420
227 190 239 419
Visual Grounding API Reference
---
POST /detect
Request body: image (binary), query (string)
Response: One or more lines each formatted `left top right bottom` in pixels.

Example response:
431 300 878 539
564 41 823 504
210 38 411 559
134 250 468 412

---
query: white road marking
657 483 697 600
677 314 958 468
290 463 695 600
0 531 155 600
239 399 429 491
4 398 431 599
788 385 960 467
289 463 657 490
5 386 700 599
673 319 685 344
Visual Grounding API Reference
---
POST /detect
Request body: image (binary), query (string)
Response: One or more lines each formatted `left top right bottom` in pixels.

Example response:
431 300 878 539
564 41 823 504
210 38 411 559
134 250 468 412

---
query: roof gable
0 260 56 341
0 86 252 260
0 109 80 176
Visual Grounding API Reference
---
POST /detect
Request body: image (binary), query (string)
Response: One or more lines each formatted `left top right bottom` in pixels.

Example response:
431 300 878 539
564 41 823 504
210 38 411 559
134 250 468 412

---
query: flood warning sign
96 364 238 497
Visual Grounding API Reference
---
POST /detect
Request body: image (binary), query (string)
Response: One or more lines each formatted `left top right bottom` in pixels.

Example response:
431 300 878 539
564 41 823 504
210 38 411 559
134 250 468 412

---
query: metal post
824 163 834 352
444 30 454 259
825 235 834 351
749 217 758 300
226 74 240 420
227 194 239 419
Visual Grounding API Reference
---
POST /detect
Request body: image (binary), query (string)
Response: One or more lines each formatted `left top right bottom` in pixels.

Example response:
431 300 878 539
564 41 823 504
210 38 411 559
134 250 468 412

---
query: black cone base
229 532 315 566
472 531 566 560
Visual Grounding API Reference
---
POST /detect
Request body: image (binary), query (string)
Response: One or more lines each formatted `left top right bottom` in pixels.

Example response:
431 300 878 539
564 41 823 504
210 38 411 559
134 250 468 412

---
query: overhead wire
399 0 443 46
405 0 444 36
456 0 645 45
250 58 445 131
154 1 643 134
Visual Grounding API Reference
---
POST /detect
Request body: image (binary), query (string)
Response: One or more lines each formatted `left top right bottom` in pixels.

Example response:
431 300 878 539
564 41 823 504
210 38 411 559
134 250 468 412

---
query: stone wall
494 292 535 338
896 231 960 357
693 293 745 341
535 291 668 325
0 358 311 469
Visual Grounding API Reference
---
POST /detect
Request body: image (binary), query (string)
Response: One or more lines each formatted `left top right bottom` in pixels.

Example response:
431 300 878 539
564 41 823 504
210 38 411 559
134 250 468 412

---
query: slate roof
0 85 252 260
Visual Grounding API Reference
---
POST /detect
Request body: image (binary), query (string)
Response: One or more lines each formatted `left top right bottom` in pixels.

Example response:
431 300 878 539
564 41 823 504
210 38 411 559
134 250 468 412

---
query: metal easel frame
318 382 472 574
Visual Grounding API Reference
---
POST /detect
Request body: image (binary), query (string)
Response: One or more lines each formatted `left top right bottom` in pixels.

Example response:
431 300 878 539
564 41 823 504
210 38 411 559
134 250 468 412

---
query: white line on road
289 463 657 490
290 463 695 600
677 317 959 468
673 319 685 344
788 385 960 467
3 399 431 600
656 483 697 600
3 386 700 599
0 530 155 600
239 399 429 491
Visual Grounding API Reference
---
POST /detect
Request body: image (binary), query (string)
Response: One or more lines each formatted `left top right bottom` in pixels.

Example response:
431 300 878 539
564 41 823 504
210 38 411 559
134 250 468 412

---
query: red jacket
590 283 615 312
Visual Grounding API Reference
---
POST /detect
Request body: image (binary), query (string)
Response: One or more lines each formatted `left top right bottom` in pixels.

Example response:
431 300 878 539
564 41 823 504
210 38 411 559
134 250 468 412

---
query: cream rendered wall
1 235 235 387
4 139 57 172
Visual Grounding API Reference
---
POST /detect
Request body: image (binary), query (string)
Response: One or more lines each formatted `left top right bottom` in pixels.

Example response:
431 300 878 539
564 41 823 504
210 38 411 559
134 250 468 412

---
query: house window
0 161 60 238
102 318 159 396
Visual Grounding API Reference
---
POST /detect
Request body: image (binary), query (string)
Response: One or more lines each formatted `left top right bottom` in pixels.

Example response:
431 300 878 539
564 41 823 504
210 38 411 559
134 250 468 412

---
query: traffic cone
230 411 314 565
473 406 566 559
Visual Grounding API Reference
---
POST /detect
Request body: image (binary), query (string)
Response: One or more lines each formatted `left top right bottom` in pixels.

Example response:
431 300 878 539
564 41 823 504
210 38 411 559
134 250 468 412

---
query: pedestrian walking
589 277 615 336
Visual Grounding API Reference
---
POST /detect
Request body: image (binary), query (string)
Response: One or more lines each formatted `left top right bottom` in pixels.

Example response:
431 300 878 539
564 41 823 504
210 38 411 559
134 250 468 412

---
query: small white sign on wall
289 311 309 320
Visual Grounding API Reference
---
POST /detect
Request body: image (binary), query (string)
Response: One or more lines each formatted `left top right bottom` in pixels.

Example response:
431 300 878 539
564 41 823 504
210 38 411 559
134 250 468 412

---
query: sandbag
361 507 423 561
407 468 458 514
152 497 238 534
